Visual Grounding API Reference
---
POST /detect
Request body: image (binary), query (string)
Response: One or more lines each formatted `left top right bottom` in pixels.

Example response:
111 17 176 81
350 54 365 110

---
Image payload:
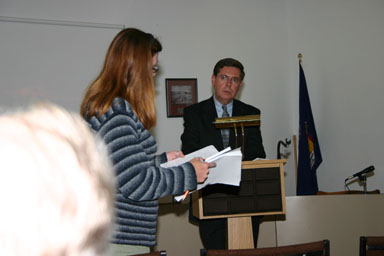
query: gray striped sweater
85 98 197 247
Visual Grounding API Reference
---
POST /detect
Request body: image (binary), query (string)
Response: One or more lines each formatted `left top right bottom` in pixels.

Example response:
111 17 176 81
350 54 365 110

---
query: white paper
160 145 219 169
205 147 231 162
161 145 243 202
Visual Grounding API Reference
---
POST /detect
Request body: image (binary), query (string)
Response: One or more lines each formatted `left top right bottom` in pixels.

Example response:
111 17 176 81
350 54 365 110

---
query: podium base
227 216 254 249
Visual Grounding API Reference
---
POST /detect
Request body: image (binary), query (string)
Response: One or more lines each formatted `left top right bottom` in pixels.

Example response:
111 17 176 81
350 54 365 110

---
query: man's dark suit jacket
181 96 265 160
181 96 266 249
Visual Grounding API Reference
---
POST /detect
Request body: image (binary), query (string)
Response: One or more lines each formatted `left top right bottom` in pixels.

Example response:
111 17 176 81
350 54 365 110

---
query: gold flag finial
298 53 303 63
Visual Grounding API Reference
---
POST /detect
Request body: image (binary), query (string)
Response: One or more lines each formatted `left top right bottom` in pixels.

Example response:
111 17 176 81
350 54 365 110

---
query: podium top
213 115 260 128
242 159 287 168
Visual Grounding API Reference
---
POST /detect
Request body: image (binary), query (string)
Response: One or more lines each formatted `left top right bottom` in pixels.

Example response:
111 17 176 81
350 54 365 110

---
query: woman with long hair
80 28 212 255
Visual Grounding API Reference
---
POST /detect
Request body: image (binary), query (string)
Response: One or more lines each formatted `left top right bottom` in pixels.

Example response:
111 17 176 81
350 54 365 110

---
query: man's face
212 66 243 105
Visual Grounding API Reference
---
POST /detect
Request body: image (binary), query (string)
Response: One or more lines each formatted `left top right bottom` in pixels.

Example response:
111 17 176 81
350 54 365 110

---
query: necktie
221 105 230 148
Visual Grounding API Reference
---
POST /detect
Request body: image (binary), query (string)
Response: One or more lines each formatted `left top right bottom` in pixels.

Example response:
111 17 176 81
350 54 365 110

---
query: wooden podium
192 159 286 249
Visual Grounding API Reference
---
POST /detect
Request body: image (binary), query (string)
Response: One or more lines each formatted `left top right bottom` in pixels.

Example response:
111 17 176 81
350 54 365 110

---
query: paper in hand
161 145 243 202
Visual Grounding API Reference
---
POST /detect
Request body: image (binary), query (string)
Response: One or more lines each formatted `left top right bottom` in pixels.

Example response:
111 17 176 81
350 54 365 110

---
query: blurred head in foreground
0 102 115 256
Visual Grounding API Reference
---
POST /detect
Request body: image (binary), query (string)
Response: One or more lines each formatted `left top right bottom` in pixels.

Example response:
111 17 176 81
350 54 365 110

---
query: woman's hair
80 28 162 129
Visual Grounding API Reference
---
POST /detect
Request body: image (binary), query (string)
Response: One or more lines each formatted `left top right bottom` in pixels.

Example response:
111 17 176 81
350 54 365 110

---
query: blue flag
297 63 322 195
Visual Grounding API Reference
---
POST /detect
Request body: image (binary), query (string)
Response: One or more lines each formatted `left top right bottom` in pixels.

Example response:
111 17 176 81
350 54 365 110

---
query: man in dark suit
181 58 266 249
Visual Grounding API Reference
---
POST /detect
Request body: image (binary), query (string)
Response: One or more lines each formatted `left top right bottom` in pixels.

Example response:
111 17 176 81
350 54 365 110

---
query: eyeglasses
218 74 241 85
152 65 159 73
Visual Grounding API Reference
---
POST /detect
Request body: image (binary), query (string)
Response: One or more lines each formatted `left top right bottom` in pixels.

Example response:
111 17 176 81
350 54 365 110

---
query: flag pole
293 135 298 186
295 53 302 188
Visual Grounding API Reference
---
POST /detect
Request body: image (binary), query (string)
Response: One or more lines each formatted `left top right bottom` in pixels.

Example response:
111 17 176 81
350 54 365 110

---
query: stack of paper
160 145 243 202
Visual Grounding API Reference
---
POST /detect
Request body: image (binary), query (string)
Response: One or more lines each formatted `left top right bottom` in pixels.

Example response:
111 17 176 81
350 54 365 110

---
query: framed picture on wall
165 78 198 117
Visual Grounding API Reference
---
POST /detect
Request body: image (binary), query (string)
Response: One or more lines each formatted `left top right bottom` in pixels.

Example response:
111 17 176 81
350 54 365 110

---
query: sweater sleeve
154 153 168 167
95 111 197 202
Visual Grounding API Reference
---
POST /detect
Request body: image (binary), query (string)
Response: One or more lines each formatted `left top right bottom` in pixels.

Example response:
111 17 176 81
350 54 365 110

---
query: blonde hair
0 102 115 256
80 28 162 129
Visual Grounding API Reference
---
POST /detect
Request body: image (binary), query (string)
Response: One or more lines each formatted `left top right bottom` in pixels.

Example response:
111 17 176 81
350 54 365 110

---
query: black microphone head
347 165 376 180
359 165 375 176
366 165 375 172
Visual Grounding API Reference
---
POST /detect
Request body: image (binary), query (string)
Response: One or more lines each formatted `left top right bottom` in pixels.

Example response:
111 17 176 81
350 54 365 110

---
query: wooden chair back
360 236 384 256
134 251 166 256
201 240 330 256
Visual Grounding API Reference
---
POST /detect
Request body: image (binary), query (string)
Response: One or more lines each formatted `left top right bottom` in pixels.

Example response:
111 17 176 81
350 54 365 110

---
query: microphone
345 165 375 181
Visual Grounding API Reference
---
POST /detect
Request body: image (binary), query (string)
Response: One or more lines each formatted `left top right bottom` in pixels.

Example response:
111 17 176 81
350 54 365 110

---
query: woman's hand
190 157 216 183
166 150 184 161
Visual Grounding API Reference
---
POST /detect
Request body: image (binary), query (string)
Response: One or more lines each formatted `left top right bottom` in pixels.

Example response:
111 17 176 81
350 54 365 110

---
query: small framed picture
165 78 198 117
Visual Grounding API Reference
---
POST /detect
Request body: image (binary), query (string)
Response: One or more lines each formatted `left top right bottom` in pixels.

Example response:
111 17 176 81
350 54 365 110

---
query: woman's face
152 53 159 77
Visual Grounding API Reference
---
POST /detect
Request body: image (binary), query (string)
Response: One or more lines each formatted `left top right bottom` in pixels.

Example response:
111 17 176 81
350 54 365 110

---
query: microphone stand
357 175 368 194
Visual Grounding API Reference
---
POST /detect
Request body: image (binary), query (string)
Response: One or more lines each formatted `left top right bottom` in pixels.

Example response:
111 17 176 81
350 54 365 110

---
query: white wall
286 0 384 193
1 0 383 197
